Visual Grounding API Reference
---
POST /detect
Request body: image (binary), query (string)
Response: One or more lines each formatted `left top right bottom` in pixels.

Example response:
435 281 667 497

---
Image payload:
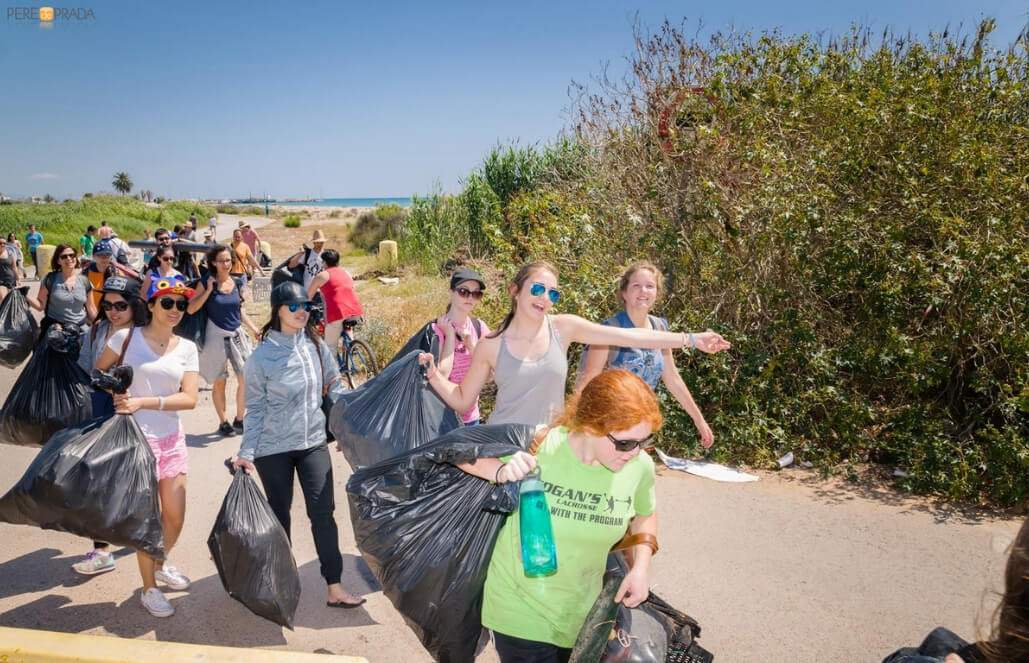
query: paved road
0 215 1020 660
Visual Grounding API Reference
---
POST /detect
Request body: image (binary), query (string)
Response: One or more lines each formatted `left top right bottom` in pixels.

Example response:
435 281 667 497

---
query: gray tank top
488 315 567 426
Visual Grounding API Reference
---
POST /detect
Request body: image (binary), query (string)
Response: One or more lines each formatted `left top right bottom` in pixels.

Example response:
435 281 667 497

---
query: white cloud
29 172 61 180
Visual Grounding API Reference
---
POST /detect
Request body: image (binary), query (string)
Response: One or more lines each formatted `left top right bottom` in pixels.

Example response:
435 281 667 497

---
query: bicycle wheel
346 339 378 388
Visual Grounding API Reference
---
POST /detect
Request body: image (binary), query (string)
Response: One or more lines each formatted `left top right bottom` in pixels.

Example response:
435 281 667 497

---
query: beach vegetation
283 214 301 228
329 210 342 218
111 171 132 196
399 19 1029 505
348 203 407 252
0 195 216 250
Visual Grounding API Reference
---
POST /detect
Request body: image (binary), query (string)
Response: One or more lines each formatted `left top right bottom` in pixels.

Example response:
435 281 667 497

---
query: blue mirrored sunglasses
287 302 313 313
529 282 560 304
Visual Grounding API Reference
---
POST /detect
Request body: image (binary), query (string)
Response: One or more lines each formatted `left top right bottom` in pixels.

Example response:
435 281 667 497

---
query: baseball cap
100 275 142 300
146 274 195 301
270 281 311 309
92 239 114 256
450 267 486 291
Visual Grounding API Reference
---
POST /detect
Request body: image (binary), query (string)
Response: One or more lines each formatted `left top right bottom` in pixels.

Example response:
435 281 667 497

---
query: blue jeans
492 631 570 663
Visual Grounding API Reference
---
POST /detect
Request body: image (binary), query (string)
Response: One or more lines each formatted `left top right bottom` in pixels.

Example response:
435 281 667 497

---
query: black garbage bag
0 286 39 368
173 279 207 348
330 350 463 469
347 423 535 663
383 320 440 370
571 553 712 663
208 468 301 629
0 333 92 447
0 412 165 559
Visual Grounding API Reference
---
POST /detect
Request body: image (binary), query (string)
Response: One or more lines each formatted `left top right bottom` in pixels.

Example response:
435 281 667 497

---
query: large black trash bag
208 468 301 629
347 423 535 663
383 320 440 370
330 350 462 469
0 286 39 368
571 554 713 663
0 331 92 447
0 411 166 559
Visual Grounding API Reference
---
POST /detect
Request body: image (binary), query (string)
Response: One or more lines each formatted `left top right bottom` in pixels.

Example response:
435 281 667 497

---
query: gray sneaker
72 550 115 576
154 565 191 591
141 588 174 617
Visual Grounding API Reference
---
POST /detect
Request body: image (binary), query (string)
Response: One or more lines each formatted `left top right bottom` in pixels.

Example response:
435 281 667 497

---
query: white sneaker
140 588 174 617
155 565 191 591
71 550 115 576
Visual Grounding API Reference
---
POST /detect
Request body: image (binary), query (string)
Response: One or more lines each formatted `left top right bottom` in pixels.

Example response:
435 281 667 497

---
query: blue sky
2 0 1025 200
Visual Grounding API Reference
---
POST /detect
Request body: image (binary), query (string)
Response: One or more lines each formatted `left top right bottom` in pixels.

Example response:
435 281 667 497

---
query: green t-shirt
481 426 656 647
80 234 95 257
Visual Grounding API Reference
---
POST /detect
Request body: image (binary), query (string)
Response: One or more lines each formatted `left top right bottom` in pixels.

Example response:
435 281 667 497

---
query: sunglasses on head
157 297 188 311
455 286 483 300
101 300 130 312
286 302 313 313
529 282 560 304
606 432 655 452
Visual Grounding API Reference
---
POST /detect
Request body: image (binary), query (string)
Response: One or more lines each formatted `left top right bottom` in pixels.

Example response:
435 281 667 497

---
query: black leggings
254 444 343 585
492 631 571 663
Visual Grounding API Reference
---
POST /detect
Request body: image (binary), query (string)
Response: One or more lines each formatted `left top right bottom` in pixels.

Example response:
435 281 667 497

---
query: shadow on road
0 548 100 599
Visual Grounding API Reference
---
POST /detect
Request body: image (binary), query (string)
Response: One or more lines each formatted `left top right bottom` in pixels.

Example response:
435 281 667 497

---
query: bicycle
335 316 378 389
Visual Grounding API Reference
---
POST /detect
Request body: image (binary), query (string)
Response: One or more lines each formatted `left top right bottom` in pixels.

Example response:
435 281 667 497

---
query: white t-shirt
301 248 324 290
107 327 199 440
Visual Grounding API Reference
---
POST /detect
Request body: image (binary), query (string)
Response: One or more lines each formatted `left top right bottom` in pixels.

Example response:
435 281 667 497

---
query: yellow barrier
34 244 55 279
0 627 368 662
377 240 397 269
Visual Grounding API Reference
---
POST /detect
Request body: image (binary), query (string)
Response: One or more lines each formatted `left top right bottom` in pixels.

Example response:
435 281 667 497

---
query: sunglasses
606 432 655 453
160 256 175 262
101 300 130 312
59 253 77 260
529 282 560 304
287 302 313 313
157 298 189 311
455 286 483 300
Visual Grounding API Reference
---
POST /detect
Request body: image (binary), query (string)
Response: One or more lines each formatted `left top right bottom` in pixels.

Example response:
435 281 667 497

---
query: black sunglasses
286 302 313 313
59 253 77 260
158 297 189 311
606 432 655 452
160 256 175 262
455 286 484 300
101 300 130 312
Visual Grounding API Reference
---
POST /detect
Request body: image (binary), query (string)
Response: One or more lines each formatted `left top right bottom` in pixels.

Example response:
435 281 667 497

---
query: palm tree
112 172 133 196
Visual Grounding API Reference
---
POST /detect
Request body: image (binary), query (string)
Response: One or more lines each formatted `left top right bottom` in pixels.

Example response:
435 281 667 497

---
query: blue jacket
239 329 345 461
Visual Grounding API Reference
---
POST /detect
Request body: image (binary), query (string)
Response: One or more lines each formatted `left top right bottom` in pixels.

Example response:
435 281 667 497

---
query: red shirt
319 267 362 323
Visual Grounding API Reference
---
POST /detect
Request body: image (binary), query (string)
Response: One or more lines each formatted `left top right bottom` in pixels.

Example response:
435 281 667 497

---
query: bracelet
157 396 164 411
689 333 696 349
494 463 505 483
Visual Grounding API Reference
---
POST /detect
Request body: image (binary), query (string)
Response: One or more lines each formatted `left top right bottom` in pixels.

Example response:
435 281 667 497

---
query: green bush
347 203 406 252
400 20 1029 504
0 196 215 250
283 215 302 228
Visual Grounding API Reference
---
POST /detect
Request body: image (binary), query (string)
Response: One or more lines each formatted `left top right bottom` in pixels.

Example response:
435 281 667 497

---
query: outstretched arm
661 351 713 448
554 314 730 354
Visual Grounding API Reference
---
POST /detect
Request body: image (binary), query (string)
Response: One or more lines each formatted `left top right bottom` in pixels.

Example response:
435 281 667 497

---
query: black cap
100 275 142 300
271 281 311 309
450 267 486 291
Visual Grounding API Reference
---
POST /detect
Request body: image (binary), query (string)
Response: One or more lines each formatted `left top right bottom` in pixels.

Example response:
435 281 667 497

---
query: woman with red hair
458 369 662 663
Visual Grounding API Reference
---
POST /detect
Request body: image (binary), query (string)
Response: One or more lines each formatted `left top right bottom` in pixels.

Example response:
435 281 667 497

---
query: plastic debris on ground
654 448 759 483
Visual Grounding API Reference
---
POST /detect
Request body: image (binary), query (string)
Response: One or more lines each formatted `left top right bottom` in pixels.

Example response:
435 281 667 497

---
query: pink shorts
146 430 188 481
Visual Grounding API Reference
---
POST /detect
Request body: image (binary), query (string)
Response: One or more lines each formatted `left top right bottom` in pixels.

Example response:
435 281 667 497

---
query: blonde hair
618 260 665 303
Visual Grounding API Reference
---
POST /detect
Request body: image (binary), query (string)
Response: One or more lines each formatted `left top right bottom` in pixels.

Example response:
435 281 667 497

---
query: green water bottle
519 471 558 577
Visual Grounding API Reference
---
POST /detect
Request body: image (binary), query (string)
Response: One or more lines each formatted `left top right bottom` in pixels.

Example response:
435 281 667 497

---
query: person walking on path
79 226 97 261
142 245 182 297
81 240 140 309
306 249 361 354
94 274 199 618
229 228 264 289
428 267 489 426
25 225 42 278
71 275 149 576
288 229 327 291
577 260 715 448
420 261 731 427
7 233 26 279
454 369 661 661
231 281 366 609
187 244 259 436
0 236 20 302
208 215 217 236
31 244 97 337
